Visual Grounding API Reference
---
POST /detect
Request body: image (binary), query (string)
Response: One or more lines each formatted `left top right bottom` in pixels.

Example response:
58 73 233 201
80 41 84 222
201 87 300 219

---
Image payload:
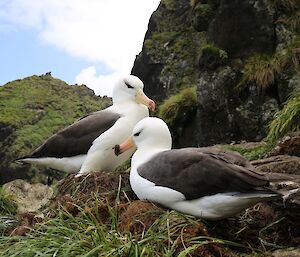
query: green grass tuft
238 54 283 90
158 87 197 125
0 187 17 216
218 143 273 161
238 36 300 91
200 44 228 60
0 200 243 257
0 188 18 235
267 87 300 142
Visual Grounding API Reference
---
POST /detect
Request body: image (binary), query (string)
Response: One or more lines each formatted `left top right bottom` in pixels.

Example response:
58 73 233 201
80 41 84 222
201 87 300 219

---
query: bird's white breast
78 102 149 174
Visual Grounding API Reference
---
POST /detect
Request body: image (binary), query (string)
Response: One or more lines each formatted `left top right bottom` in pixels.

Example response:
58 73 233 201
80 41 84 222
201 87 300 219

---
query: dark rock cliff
132 0 300 147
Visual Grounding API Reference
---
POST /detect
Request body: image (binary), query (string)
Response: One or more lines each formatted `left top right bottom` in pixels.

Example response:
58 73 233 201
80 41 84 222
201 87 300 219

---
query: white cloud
0 0 160 95
75 66 124 97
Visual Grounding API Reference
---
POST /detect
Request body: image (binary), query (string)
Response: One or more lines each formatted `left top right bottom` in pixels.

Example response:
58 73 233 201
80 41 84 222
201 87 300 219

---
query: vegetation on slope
158 86 197 126
218 143 273 161
267 86 300 142
0 74 111 183
221 80 300 158
0 188 17 216
0 74 110 157
0 187 18 236
0 206 237 257
238 36 300 91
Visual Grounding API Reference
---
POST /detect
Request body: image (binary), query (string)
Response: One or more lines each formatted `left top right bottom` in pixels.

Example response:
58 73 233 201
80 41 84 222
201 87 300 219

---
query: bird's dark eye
134 131 141 137
125 82 134 89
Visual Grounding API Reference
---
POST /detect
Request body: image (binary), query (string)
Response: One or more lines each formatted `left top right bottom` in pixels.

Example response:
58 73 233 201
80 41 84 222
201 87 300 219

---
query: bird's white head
112 75 155 111
132 117 172 150
115 117 172 156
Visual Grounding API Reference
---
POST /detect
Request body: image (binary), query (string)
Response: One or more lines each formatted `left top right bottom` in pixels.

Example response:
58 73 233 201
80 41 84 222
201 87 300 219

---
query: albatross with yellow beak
115 117 299 220
17 75 155 176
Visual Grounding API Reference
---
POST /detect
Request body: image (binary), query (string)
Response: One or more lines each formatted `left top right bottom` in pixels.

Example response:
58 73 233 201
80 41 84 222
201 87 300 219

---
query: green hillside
0 74 111 184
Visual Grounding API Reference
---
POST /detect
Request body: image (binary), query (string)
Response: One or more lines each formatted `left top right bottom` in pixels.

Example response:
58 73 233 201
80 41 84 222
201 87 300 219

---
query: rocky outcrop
132 0 297 147
196 66 279 144
132 0 201 102
252 155 300 175
271 249 300 257
271 132 300 157
208 0 275 57
3 180 53 213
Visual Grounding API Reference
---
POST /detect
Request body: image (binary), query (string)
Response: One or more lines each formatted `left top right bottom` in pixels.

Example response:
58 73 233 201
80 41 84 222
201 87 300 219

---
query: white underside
77 103 149 176
21 155 86 173
131 169 277 219
21 102 149 176
130 147 277 220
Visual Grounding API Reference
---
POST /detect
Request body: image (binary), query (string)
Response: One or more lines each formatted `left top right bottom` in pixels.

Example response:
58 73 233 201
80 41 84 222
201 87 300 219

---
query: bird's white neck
111 101 149 118
113 98 136 105
130 146 170 200
131 146 169 171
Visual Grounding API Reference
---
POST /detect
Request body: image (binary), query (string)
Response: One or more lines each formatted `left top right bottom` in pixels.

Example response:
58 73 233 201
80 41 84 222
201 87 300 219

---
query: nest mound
55 171 137 203
6 170 300 256
51 171 300 255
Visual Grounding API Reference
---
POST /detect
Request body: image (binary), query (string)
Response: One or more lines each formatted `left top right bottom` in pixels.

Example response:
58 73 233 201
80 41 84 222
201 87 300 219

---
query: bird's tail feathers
14 155 32 165
266 172 300 182
235 191 279 200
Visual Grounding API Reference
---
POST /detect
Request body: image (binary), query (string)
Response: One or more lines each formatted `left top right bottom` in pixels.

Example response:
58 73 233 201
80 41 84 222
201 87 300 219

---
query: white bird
17 75 155 176
115 117 298 220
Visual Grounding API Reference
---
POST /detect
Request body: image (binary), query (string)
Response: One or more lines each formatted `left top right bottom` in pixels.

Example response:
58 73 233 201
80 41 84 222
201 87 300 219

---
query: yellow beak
136 89 156 111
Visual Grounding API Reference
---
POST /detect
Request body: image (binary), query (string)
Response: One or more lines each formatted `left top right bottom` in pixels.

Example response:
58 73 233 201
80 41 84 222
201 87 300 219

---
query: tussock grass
158 87 197 125
278 10 300 31
238 36 300 90
0 172 243 257
0 187 17 216
0 200 241 257
0 215 17 236
267 87 300 142
238 54 286 90
1 171 298 256
0 188 18 236
268 0 300 10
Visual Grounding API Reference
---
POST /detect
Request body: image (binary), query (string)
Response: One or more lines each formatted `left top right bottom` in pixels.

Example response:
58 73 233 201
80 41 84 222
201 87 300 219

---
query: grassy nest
0 171 299 257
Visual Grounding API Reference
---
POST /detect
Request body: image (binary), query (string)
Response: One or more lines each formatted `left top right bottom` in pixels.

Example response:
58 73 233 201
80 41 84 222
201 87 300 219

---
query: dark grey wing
137 148 270 200
24 110 121 158
197 146 254 169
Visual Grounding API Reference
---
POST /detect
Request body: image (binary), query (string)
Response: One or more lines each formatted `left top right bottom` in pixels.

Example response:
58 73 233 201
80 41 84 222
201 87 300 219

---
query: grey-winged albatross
115 117 298 220
17 75 155 176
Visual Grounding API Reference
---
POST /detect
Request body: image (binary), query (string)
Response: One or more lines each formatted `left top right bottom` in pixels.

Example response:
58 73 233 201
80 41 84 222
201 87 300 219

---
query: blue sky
0 0 160 96
0 29 99 85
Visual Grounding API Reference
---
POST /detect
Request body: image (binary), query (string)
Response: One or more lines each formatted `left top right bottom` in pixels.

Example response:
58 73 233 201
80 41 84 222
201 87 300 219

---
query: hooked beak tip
114 145 121 156
149 100 156 111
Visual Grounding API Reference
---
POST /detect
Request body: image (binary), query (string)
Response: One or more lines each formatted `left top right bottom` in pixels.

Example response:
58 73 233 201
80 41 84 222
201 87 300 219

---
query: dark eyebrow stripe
125 82 134 88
